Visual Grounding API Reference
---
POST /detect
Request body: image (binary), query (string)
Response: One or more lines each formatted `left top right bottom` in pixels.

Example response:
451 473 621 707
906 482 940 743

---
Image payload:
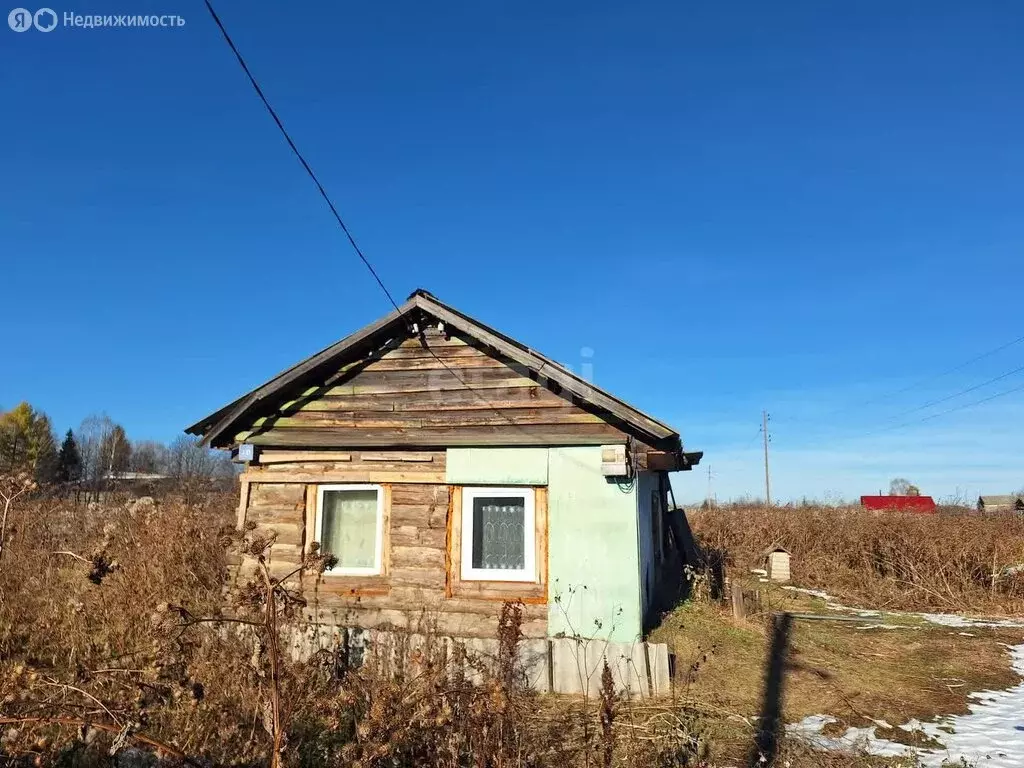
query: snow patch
782 585 831 600
789 644 1024 766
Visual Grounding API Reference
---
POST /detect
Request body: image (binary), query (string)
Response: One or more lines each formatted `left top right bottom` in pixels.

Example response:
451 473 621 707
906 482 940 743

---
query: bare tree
165 436 234 481
889 478 913 496
130 440 167 474
99 425 130 478
77 414 115 483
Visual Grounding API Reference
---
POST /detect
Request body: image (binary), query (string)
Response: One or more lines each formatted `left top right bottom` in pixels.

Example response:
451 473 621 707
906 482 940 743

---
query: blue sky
2 1 1022 502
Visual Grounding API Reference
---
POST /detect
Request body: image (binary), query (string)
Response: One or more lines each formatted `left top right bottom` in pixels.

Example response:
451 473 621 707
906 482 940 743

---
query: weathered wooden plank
314 574 391 597
334 366 536 387
390 501 446 529
264 546 303 569
447 580 547 603
237 476 251 530
252 522 303 547
389 566 447 591
390 484 448 505
292 389 565 413
380 484 392 577
362 356 508 371
257 450 352 464
376 345 487 360
247 506 303 527
318 364 540 397
251 408 604 429
245 424 625 447
251 459 442 476
282 397 398 413
391 544 445 569
536 486 549 597
397 333 466 348
360 451 435 463
249 483 306 507
243 470 446 485
391 525 446 549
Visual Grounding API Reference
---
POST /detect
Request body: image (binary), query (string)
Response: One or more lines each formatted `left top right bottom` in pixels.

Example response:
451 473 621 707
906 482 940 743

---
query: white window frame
461 486 536 583
315 483 385 576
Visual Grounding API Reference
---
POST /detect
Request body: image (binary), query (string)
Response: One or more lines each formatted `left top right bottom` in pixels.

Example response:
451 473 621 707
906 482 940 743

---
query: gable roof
860 495 936 513
186 290 694 458
979 495 1024 507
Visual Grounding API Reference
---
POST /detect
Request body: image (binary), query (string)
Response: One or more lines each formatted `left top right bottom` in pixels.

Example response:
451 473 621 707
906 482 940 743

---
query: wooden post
992 547 999 596
762 410 772 508
732 580 746 620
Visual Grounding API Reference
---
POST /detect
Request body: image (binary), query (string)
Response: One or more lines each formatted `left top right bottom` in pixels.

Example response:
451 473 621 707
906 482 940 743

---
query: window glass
321 488 378 570
461 487 535 582
471 496 526 570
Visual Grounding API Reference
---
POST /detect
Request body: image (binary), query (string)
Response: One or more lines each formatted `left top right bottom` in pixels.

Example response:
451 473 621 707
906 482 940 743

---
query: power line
200 2 589 444
879 362 1024 422
780 332 1024 427
871 379 1024 436
761 410 771 508
841 333 1024 413
201 0 401 314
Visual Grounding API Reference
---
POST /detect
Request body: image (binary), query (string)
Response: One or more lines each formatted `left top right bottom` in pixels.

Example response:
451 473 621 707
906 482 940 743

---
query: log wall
237 449 548 639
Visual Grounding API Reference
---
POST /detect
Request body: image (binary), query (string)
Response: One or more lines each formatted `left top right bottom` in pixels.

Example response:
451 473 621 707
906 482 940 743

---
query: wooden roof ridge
186 289 684 451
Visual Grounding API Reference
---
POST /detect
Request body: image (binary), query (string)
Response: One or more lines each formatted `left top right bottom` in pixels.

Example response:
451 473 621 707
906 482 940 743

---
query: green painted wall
547 447 641 642
446 447 549 485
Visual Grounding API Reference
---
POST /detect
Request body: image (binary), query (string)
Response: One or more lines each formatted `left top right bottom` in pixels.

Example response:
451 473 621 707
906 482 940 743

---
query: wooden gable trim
189 297 418 446
411 293 677 445
187 290 684 452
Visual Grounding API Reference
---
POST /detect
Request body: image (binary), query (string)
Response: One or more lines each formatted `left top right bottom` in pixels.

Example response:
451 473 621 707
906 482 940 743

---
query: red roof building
860 495 937 513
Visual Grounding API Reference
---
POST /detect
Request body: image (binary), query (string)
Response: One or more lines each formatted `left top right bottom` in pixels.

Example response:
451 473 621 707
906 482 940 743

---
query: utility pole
762 410 772 508
706 464 713 507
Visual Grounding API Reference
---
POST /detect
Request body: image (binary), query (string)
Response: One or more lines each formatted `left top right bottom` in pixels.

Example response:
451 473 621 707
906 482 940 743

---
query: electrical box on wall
600 444 629 477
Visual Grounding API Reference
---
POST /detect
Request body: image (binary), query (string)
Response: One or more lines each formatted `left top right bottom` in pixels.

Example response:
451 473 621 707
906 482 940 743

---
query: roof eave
194 298 418 447
187 290 686 451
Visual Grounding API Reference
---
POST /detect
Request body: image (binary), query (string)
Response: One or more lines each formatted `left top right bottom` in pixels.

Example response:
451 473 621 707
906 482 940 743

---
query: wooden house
978 495 1024 514
186 290 701 643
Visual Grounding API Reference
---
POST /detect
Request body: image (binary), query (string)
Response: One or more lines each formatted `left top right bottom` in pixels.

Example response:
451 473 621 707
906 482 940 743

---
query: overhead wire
202 0 401 315
822 333 1024 419
868 379 1024 436
201 1 596 443
878 362 1024 422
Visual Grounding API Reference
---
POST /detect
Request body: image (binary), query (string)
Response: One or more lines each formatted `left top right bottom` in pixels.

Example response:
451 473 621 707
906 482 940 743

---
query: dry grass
4 486 1017 766
0 488 703 767
650 583 1022 764
689 504 1024 614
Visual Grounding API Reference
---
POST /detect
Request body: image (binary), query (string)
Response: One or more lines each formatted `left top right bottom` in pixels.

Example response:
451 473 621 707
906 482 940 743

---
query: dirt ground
648 582 1023 763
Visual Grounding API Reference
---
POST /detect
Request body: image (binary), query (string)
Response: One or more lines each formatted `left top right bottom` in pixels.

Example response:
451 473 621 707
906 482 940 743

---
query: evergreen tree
57 429 83 483
0 402 58 482
0 403 34 473
31 414 59 485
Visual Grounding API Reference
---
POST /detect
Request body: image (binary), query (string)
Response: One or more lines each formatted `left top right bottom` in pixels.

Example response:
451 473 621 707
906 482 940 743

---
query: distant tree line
0 402 234 485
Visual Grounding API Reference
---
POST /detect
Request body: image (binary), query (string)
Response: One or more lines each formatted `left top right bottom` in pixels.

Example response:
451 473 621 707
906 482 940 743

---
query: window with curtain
316 485 382 574
461 487 536 582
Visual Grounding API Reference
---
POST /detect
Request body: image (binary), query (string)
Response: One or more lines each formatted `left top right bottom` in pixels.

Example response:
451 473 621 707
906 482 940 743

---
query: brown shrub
0 488 704 767
689 504 1024 613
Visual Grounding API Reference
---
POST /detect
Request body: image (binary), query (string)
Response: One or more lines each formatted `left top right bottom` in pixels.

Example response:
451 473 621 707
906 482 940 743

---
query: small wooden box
601 444 629 477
